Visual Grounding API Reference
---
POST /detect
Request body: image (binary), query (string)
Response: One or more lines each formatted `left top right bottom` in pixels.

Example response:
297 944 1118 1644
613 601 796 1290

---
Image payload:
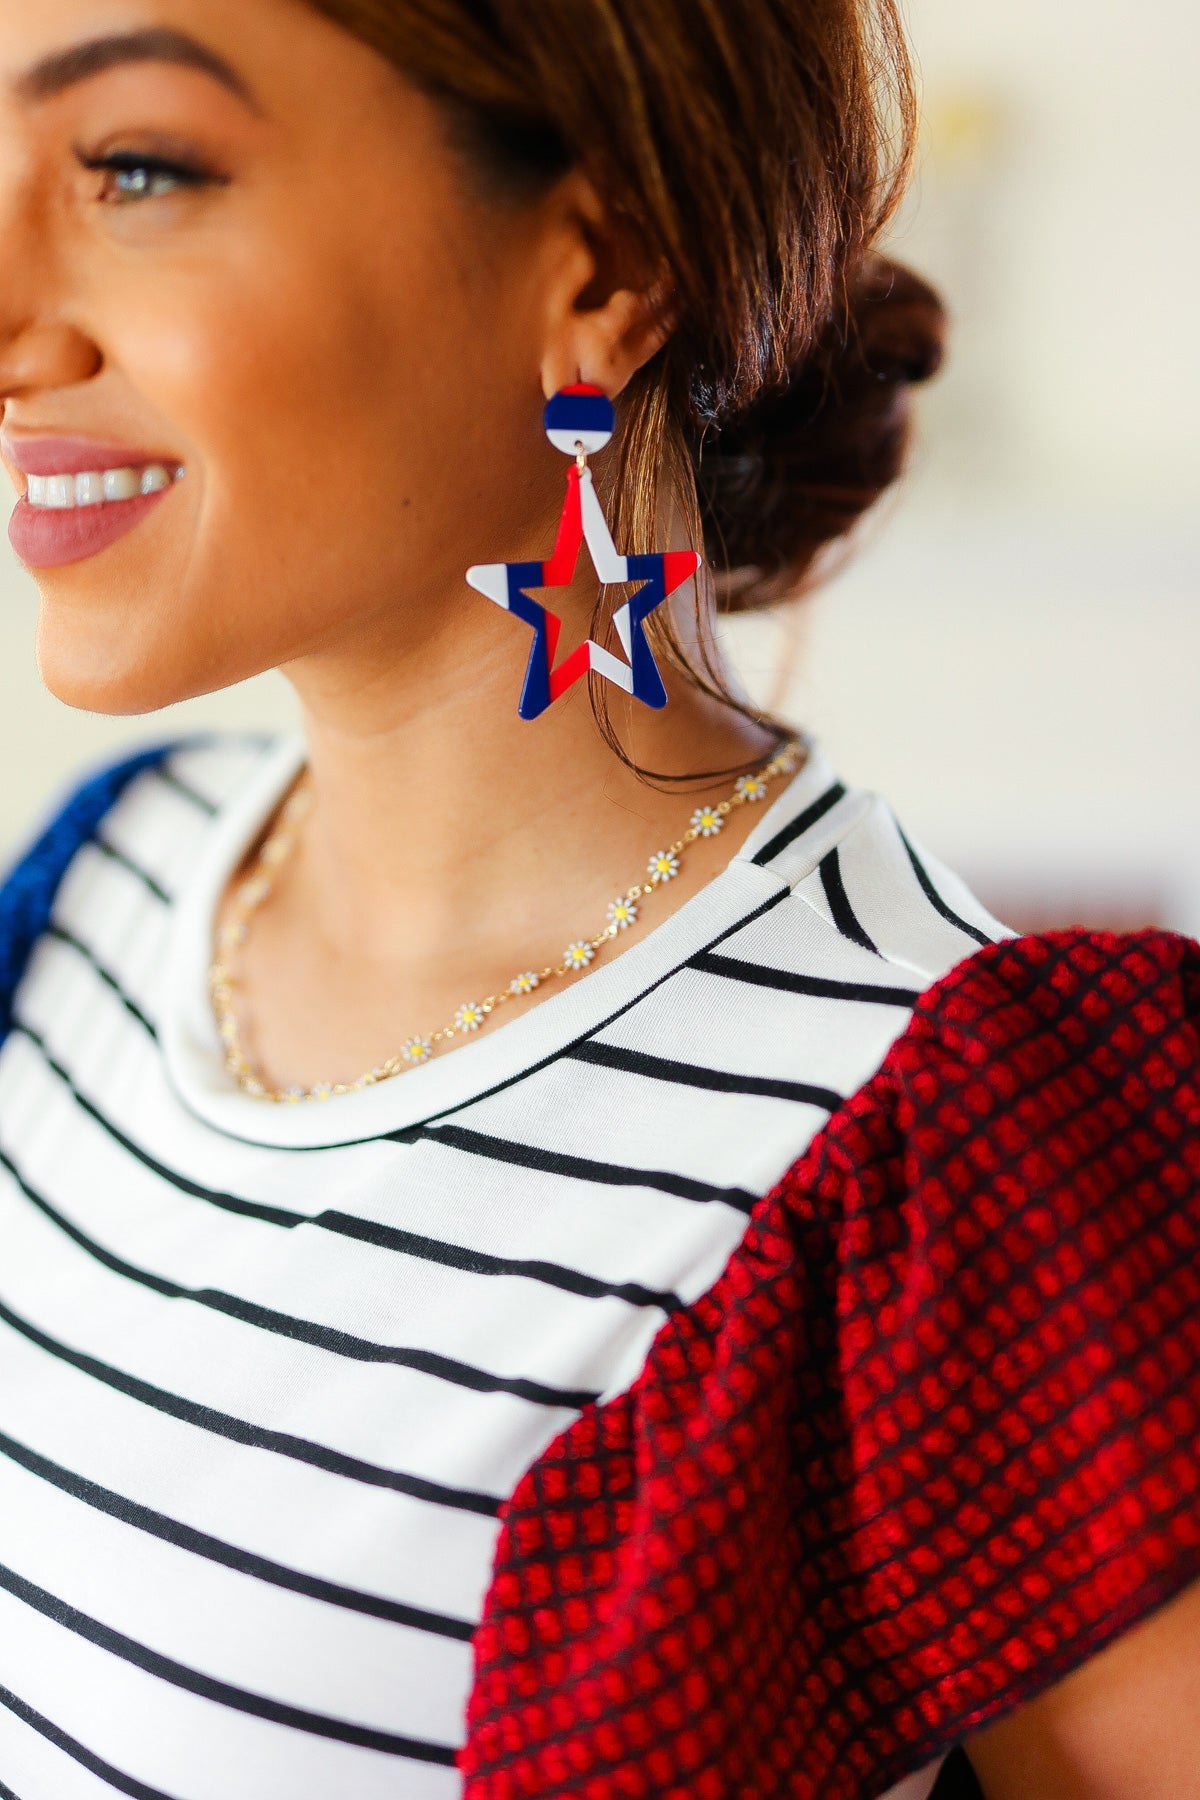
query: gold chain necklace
209 738 805 1102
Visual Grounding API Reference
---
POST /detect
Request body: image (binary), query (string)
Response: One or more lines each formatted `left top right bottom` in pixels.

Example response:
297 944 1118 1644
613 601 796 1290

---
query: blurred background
1 0 1197 933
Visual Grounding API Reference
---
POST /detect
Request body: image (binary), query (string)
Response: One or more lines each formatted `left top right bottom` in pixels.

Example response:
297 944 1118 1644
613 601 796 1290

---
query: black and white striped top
0 733 1005 1800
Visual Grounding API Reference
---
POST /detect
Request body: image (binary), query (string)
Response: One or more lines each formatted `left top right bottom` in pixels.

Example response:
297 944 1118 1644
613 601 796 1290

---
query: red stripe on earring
542 465 584 587
547 641 593 701
661 549 703 595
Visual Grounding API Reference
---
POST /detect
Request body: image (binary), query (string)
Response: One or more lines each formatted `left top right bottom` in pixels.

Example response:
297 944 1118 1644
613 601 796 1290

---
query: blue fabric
0 742 180 1047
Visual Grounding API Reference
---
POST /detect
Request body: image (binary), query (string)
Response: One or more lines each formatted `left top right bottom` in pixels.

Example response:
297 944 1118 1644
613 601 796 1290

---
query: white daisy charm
238 874 272 908
218 919 248 951
690 804 725 838
510 971 541 995
564 941 595 970
606 896 639 930
735 773 769 802
282 786 313 823
282 1085 306 1104
454 1003 487 1032
311 1081 333 1101
647 849 680 883
401 1036 433 1063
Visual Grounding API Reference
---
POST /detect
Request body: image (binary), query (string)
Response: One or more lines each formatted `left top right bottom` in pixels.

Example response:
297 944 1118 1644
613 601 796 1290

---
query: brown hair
307 0 945 758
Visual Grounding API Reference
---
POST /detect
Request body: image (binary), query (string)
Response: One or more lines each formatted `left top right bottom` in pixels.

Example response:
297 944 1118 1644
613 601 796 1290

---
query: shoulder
776 924 1199 1354
741 754 1195 1203
739 771 1008 984
785 924 1199 1209
0 732 280 1036
687 763 1012 1155
1 731 277 880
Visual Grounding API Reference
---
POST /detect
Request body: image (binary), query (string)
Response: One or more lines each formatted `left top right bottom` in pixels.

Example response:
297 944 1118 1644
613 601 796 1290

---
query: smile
7 459 187 571
23 463 184 507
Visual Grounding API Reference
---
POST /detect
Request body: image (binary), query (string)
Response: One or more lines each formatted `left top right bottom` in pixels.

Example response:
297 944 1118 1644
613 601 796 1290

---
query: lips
7 490 178 569
1 433 185 570
0 434 179 477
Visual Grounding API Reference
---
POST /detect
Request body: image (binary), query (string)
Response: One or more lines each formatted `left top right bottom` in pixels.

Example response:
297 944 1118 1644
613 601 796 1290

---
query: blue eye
112 161 190 199
76 150 220 203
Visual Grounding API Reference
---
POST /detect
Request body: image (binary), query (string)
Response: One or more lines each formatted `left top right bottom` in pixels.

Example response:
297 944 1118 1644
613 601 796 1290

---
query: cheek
131 222 501 637
36 180 538 714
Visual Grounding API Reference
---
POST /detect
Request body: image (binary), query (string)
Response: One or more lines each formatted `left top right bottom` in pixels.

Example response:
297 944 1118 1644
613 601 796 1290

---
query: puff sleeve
462 929 1200 1800
807 927 1200 1751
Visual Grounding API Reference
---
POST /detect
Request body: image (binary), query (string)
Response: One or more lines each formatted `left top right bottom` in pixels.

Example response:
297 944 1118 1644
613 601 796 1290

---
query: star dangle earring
465 383 702 720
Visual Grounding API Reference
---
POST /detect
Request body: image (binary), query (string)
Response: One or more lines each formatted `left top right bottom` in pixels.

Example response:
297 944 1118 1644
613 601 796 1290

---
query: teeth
103 467 140 501
74 472 105 507
24 462 182 509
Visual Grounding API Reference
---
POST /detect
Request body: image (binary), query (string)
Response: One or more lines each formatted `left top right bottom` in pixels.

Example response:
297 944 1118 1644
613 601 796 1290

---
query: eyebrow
14 27 260 112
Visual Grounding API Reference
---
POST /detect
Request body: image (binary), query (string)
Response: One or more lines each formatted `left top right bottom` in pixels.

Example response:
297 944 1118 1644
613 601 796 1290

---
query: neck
256 433 786 982
284 671 780 974
275 587 780 976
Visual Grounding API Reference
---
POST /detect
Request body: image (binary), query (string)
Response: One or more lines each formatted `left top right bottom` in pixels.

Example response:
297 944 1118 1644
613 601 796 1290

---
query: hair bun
694 254 946 610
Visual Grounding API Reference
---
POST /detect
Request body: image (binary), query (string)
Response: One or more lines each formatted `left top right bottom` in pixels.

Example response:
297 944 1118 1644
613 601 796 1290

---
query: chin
33 601 238 717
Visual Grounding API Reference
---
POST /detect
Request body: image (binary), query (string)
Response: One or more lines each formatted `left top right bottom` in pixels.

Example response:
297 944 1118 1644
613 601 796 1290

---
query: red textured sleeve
461 928 1200 1800
794 927 1200 1746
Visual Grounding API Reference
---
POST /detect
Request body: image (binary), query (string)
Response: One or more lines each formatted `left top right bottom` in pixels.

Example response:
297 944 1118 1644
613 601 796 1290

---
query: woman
0 1 1196 1796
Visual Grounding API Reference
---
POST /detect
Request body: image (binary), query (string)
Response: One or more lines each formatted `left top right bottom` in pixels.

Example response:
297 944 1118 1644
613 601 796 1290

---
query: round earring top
544 383 615 456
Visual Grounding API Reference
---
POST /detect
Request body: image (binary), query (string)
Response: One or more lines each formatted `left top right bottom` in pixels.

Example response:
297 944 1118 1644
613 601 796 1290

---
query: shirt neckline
161 731 845 1149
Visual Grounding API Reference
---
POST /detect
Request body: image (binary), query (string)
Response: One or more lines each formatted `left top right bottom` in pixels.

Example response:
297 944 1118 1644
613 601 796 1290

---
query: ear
535 168 675 401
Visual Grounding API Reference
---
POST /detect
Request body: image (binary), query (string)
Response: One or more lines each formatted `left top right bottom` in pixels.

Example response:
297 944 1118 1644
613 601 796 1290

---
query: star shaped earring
465 384 702 720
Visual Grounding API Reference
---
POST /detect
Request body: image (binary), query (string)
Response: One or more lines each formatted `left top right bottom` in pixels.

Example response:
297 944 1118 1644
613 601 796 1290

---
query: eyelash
75 149 224 204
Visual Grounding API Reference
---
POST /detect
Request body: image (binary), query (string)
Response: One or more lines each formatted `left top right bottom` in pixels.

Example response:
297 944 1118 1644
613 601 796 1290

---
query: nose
0 319 102 408
0 164 103 408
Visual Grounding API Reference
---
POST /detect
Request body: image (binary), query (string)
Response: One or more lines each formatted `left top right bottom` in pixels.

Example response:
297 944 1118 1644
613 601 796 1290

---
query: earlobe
540 349 585 403
549 280 673 404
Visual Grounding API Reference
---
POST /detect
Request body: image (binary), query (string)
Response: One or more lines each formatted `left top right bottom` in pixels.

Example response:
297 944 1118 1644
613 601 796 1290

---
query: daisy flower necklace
209 737 805 1102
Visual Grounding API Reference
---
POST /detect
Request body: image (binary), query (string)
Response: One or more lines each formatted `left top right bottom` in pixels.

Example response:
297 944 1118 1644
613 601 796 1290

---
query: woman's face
0 0 571 712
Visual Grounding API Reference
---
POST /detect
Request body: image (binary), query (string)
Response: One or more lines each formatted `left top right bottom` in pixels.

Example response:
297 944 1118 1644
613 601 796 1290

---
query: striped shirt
0 732 1005 1800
